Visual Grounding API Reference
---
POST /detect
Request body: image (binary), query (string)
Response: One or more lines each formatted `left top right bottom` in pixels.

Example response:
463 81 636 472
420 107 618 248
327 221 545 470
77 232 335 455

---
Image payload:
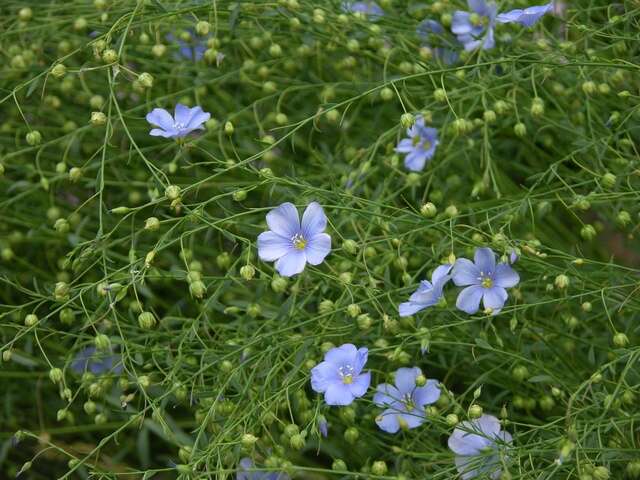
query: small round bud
616 210 631 228
138 311 157 329
144 217 160 231
380 87 394 101
371 461 388 476
19 7 33 21
581 224 597 241
554 274 569 290
232 189 247 202
54 281 70 301
582 81 597 95
344 427 359 444
26 131 42 146
539 395 555 411
224 121 234 135
347 303 361 318
415 374 427 387
90 111 107 126
445 413 459 426
137 72 154 88
189 281 206 299
514 122 527 137
83 401 96 414
627 461 640 479
240 265 255 281
25 314 38 327
2 350 12 362
434 88 447 102
400 113 415 128
530 98 544 117
271 275 288 293
54 218 70 234
421 202 437 218
512 365 529 382
332 459 347 471
51 63 67 78
613 332 629 347
468 404 483 419
483 110 496 123
196 20 210 36
102 49 118 63
165 185 181 200
592 466 609 480
444 205 458 218
289 433 305 450
152 44 167 57
342 239 358 255
241 433 258 448
269 44 282 57
60 308 75 324
69 167 83 182
601 172 616 189
49 368 63 384
94 334 110 351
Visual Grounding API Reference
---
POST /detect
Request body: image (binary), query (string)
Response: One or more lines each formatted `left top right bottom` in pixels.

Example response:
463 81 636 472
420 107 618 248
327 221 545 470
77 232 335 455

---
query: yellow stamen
481 277 493 288
342 374 353 384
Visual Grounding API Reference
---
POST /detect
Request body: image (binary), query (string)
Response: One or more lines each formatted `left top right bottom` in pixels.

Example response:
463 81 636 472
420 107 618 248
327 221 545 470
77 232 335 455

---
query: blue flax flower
342 1 384 19
310 344 370 406
71 346 123 375
452 1 554 51
373 367 441 433
448 414 513 480
166 31 207 61
237 458 289 480
257 202 331 277
399 264 452 317
395 115 439 172
146 104 210 139
452 247 519 315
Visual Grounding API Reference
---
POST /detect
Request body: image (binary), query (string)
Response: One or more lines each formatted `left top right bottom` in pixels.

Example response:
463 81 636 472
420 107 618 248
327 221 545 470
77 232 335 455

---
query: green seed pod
102 49 118 63
344 427 359 444
332 459 347 471
445 413 459 426
25 313 38 327
137 72 154 88
54 281 70 300
51 63 67 78
49 367 63 384
514 122 527 137
138 311 156 329
371 461 387 476
240 265 255 280
26 130 42 146
189 280 206 299
468 404 483 419
613 332 629 347
94 334 110 351
400 112 415 128
554 274 569 289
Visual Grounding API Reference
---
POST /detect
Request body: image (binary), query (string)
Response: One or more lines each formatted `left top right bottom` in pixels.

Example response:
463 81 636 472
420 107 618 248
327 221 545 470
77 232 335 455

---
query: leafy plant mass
0 0 639 479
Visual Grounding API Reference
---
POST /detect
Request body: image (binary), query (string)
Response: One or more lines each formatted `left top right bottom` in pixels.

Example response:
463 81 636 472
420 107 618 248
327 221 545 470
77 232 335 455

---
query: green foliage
0 0 639 478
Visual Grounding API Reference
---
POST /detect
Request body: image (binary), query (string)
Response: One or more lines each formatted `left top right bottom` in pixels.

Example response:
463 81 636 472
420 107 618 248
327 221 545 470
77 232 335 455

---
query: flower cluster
400 247 520 317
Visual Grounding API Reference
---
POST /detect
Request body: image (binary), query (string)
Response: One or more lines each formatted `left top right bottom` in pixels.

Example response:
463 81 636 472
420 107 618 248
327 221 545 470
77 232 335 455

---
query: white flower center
173 122 186 130
478 271 493 289
338 364 355 384
291 233 307 250
403 393 415 411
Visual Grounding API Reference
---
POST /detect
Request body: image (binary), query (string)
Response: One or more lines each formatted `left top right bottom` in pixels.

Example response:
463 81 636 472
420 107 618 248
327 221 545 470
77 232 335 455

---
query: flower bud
627 461 640 479
2 350 12 362
54 281 70 300
51 63 67 78
483 110 496 123
616 210 631 228
152 44 167 57
271 275 287 293
289 433 305 450
137 72 154 88
539 395 555 411
371 461 387 476
83 400 96 414
581 224 596 241
554 274 569 289
445 413 459 426
511 365 529 381
25 314 38 327
196 20 210 35
444 205 458 218
138 311 156 329
613 332 629 347
26 131 42 146
19 7 33 21
420 202 437 218
582 81 597 95
247 303 261 318
269 44 282 57
468 404 483 419
344 427 359 444
90 111 107 126
165 185 181 200
400 113 415 128
379 87 394 101
415 374 427 387
224 121 234 135
102 49 118 63
530 97 544 117
142 216 160 231
592 466 609 480
49 367 63 384
514 122 527 137
241 433 258 449
94 334 110 351
332 459 347 471
232 189 247 201
434 88 447 102
189 281 206 299
240 265 256 280
601 172 616 189
347 303 361 317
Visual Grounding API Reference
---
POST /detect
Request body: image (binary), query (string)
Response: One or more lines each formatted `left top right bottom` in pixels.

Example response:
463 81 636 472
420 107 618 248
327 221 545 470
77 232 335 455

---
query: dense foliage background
0 0 639 478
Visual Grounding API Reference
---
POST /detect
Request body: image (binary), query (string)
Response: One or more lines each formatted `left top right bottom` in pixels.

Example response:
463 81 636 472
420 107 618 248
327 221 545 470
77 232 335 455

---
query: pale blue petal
482 26 496 50
301 202 327 238
414 379 441 407
373 383 402 407
310 361 340 392
146 108 174 130
324 383 354 406
257 231 291 261
452 258 480 286
451 11 474 35
186 107 211 129
448 422 492 455
376 408 401 433
468 0 490 15
456 285 484 314
399 301 428 317
432 263 453 284
348 371 370 398
325 343 357 366
394 367 421 394
305 233 331 265
266 202 300 238
404 150 428 171
274 249 306 277
174 103 192 125
474 247 496 274
399 410 425 429
493 263 519 288
483 286 508 312
477 414 502 437
354 347 368 373
496 3 553 27
395 138 414 153
149 128 177 138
